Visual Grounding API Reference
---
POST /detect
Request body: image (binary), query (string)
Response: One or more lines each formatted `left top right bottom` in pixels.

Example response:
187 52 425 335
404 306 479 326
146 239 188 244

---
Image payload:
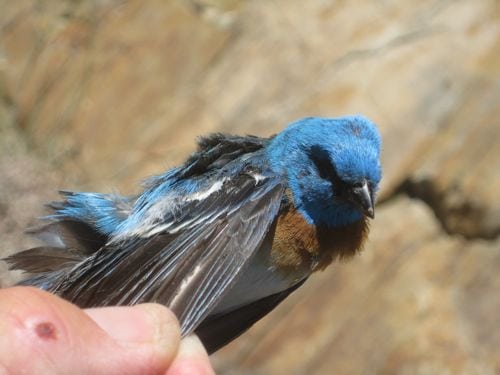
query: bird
5 115 382 354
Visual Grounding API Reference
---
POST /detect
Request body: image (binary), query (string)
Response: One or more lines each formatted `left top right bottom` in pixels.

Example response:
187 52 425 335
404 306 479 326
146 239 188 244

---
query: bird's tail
4 191 133 290
45 191 133 237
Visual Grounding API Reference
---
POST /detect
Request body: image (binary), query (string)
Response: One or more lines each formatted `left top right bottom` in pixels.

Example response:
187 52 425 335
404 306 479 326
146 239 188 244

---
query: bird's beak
351 181 375 219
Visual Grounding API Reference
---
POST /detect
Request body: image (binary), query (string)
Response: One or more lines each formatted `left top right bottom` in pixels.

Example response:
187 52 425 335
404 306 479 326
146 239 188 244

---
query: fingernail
85 303 180 347
166 335 215 375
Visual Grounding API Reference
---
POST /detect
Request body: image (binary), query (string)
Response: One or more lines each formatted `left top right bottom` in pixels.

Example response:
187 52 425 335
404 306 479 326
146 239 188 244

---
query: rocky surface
213 197 500 374
0 0 499 373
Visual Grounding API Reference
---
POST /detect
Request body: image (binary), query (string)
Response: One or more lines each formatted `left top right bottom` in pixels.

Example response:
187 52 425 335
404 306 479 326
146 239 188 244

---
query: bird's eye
352 181 364 189
310 155 334 180
308 146 342 185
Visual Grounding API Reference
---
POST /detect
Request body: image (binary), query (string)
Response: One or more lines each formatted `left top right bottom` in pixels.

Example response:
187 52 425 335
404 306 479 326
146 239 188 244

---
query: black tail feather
16 270 68 291
5 220 108 288
196 278 306 354
26 220 107 256
4 246 84 273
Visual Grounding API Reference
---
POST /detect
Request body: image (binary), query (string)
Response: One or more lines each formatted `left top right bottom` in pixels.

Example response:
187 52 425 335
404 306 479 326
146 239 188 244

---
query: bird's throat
271 205 369 272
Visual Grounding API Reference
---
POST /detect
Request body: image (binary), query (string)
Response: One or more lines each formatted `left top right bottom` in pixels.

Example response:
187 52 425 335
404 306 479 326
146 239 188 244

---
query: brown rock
212 197 500 374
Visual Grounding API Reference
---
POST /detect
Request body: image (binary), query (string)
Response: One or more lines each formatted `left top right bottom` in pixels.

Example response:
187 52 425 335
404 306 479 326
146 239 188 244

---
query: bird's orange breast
271 204 369 272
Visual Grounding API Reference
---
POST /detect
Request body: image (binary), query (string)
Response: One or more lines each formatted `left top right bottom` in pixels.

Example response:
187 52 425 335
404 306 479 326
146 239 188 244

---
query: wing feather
196 278 307 354
47 167 284 336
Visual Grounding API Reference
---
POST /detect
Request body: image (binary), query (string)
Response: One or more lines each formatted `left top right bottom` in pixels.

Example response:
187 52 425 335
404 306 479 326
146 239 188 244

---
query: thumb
0 287 180 374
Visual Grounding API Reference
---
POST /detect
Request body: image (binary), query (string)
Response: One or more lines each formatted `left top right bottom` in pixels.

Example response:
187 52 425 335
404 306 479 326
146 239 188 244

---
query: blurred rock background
0 0 499 373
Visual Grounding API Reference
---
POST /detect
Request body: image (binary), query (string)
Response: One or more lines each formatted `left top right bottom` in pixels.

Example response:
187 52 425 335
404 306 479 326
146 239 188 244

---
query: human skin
0 287 214 374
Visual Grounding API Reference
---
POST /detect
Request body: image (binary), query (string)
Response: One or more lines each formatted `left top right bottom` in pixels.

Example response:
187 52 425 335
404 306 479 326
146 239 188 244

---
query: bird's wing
196 278 307 354
48 163 284 336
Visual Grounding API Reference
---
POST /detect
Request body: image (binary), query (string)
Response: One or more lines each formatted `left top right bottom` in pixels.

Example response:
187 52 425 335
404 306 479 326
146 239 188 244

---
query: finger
166 335 215 375
0 287 180 374
85 303 181 373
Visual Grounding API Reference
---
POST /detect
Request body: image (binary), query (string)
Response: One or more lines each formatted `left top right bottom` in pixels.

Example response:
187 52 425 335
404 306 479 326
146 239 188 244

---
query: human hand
0 286 214 374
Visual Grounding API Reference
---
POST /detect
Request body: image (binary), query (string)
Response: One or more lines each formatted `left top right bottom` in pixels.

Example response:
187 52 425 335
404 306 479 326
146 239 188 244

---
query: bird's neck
271 202 369 272
291 187 364 228
308 201 364 228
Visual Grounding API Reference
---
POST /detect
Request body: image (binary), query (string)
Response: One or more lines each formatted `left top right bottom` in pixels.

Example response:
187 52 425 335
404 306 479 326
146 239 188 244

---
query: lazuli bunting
6 115 382 353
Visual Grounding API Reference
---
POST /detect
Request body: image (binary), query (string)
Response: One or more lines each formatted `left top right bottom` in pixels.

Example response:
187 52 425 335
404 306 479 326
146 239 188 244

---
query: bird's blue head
267 115 382 228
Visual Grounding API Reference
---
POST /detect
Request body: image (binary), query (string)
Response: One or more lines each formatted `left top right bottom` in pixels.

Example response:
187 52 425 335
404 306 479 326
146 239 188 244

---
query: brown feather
271 201 369 272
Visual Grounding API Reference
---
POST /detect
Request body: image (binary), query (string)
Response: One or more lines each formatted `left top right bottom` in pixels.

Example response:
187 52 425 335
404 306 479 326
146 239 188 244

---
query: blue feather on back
47 192 131 236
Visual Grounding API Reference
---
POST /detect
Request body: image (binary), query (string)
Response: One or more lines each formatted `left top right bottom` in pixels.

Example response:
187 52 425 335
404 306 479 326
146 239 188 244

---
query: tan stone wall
1 0 499 373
